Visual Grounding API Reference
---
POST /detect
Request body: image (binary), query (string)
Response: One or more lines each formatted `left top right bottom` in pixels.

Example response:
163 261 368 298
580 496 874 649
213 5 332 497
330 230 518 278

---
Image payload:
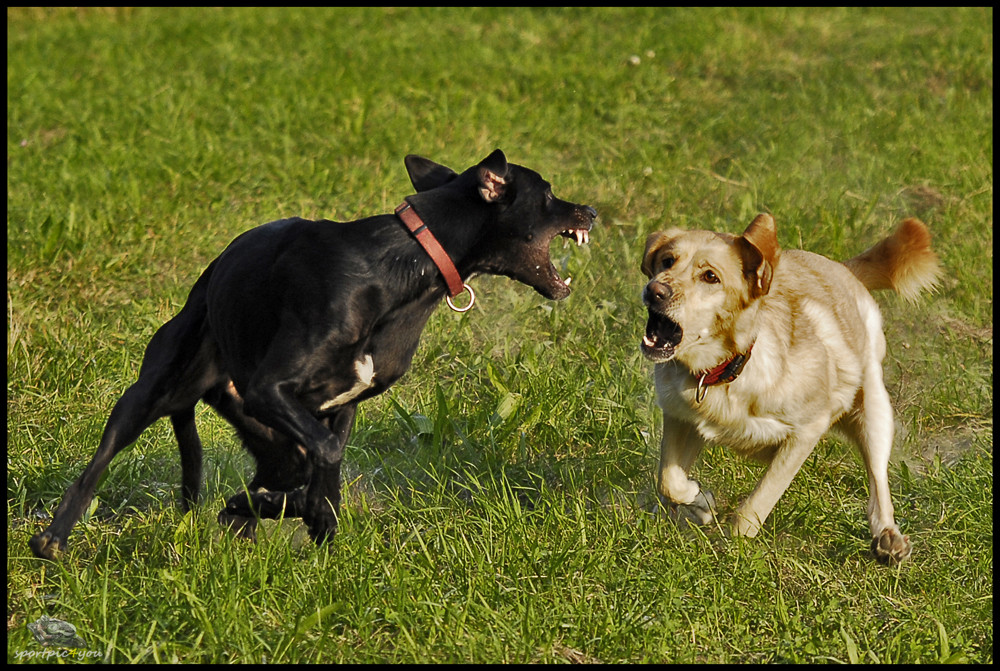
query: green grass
7 7 992 663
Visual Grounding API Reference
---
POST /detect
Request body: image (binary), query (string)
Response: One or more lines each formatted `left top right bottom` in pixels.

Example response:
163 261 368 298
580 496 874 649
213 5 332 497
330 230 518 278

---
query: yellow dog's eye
702 270 720 284
660 256 675 270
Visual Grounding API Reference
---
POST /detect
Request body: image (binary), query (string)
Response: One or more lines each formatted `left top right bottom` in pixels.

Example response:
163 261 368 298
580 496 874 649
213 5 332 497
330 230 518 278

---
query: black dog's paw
303 508 338 547
222 490 255 517
218 511 258 540
219 487 308 541
29 531 65 560
224 488 303 519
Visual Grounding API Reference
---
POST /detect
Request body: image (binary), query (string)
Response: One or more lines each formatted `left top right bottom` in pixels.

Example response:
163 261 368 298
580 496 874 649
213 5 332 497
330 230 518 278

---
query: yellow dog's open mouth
641 310 681 363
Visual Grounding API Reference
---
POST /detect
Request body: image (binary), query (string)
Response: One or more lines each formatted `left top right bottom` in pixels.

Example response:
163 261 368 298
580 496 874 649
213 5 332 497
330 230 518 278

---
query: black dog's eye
702 270 720 284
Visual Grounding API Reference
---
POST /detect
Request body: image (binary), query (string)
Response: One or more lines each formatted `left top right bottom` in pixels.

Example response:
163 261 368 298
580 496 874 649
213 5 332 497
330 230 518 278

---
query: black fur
29 150 595 559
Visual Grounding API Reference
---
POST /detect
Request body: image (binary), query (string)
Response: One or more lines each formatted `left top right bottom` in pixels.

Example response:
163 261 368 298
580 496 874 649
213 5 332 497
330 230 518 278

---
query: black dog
29 150 596 559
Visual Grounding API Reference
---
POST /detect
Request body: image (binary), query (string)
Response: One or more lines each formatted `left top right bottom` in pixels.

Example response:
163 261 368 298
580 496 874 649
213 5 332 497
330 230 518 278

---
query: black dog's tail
136 257 218 377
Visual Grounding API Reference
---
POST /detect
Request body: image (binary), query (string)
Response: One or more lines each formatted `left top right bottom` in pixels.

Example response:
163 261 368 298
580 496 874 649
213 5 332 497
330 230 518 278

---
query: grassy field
7 7 992 663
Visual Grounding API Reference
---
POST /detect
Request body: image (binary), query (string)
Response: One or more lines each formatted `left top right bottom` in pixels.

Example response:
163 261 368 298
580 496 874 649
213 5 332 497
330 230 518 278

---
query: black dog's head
404 149 596 300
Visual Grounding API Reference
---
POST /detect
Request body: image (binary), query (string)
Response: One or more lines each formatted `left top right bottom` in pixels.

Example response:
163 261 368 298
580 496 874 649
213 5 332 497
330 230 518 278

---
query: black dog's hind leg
29 386 161 558
29 378 210 559
29 294 221 559
171 406 203 511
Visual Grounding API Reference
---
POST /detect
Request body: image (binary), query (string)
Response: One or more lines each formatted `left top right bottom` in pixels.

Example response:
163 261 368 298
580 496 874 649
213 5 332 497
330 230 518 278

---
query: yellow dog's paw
871 527 912 565
663 489 716 528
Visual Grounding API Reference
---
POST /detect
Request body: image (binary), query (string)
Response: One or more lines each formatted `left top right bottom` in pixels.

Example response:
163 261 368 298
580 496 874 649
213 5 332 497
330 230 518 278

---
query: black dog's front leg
301 406 356 544
242 378 356 546
203 380 311 492
226 407 357 543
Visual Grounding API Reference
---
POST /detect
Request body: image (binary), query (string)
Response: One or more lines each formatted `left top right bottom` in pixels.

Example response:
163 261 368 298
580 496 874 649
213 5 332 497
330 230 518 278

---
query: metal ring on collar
446 284 475 313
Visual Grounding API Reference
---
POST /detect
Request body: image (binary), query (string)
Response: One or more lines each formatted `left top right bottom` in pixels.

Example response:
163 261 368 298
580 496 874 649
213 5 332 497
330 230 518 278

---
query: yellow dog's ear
641 230 675 278
737 213 781 297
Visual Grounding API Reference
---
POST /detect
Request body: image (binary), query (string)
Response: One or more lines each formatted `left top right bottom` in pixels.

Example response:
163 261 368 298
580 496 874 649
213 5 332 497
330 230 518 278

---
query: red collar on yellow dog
695 343 754 403
395 199 475 312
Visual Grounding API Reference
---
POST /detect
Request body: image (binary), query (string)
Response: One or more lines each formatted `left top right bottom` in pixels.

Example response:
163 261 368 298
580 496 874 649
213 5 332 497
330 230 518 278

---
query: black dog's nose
584 206 597 220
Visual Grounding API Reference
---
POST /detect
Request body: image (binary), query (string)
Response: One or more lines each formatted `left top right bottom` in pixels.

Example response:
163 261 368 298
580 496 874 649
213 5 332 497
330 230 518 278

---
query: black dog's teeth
560 228 590 245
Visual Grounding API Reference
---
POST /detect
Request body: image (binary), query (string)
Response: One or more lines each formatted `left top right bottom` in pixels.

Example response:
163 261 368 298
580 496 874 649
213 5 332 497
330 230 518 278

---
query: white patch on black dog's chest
318 355 375 410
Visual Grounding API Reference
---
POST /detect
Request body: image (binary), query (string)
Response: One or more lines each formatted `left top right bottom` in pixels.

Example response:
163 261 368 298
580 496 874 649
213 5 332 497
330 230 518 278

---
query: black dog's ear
404 155 459 192
477 149 509 203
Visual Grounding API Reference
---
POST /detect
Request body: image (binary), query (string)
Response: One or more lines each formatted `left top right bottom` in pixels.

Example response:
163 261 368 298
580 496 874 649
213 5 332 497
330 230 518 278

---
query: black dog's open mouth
641 310 682 362
555 226 592 289
533 224 592 299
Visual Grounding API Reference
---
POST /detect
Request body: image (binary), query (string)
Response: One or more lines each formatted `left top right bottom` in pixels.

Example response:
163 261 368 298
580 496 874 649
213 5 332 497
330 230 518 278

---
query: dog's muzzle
641 280 682 363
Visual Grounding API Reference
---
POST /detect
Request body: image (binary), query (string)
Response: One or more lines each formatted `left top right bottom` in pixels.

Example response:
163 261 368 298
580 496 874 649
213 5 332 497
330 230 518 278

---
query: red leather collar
695 343 753 403
395 199 465 298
